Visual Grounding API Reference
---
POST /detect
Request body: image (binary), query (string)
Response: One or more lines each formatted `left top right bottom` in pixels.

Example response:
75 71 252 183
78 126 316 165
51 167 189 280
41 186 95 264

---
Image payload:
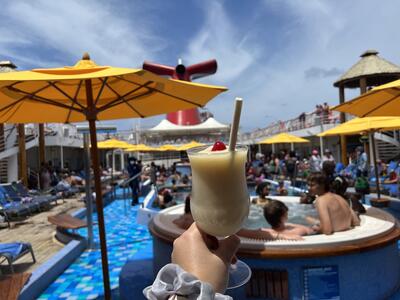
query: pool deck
0 196 84 275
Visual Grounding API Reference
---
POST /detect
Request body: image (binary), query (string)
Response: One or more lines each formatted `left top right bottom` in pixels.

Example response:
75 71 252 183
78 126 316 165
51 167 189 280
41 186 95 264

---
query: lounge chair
1 184 53 213
0 209 10 228
0 243 36 273
13 182 59 207
0 185 41 213
55 182 80 199
0 193 30 220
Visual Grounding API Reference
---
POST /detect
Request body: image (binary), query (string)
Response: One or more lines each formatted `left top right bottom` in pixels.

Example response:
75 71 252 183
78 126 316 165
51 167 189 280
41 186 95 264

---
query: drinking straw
228 97 243 152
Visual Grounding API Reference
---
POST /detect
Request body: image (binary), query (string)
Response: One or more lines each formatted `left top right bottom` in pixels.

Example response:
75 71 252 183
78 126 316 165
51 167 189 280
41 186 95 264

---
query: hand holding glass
188 144 251 289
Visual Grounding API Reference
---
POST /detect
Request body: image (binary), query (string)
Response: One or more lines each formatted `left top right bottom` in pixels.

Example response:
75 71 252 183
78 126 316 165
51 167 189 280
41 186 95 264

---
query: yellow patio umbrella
318 116 400 199
97 138 132 149
333 79 400 117
125 144 158 152
0 53 227 299
177 140 205 151
333 81 400 201
97 139 132 180
157 144 180 151
318 117 400 137
259 132 309 152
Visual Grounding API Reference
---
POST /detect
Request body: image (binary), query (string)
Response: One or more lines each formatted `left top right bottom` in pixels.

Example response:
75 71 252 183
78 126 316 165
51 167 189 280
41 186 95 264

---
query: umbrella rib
94 77 109 106
0 83 55 114
98 81 154 112
118 76 203 107
47 81 86 110
66 80 83 123
361 94 400 117
4 86 84 113
100 89 153 113
97 82 151 117
0 101 24 123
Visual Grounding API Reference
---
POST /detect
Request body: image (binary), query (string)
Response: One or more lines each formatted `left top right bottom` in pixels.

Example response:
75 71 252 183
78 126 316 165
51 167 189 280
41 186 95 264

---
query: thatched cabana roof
334 50 400 88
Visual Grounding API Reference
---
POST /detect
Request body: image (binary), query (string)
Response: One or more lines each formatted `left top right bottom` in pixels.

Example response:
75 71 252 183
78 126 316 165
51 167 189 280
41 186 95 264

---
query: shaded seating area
0 243 36 273
0 272 31 300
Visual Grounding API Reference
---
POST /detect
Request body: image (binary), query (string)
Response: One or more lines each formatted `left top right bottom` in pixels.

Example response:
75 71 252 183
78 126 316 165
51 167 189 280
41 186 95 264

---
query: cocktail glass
187 144 251 289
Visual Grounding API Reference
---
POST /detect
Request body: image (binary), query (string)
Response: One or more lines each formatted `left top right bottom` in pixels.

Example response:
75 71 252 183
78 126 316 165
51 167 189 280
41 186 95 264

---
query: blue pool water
39 194 152 300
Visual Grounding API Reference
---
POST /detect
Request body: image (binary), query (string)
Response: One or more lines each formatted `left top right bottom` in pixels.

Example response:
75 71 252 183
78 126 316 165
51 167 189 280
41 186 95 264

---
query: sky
1 0 400 133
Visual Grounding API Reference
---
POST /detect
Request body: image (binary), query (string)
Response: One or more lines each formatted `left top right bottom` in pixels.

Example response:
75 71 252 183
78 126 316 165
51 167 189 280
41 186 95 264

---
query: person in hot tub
252 182 272 206
238 200 313 240
173 195 194 230
307 172 360 235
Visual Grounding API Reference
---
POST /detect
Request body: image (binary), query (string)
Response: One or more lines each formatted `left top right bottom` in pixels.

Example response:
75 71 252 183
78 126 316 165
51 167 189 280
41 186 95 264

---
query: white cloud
0 0 165 68
182 0 400 132
183 1 260 83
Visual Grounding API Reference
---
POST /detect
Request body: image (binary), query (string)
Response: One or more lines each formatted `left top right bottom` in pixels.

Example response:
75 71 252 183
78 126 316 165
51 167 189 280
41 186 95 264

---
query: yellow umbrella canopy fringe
178 140 205 151
318 116 400 137
259 132 309 144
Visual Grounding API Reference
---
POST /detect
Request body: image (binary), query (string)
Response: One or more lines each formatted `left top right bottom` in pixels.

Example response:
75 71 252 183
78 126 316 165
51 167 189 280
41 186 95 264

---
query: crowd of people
314 102 332 124
31 161 86 194
245 148 338 185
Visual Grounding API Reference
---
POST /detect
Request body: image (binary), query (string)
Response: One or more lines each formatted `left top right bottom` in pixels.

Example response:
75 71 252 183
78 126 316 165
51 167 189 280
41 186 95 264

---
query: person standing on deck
149 161 157 185
356 146 368 175
127 157 142 205
310 150 322 173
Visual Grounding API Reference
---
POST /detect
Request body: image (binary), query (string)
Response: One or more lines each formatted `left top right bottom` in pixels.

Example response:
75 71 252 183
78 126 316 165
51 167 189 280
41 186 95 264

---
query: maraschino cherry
211 141 226 151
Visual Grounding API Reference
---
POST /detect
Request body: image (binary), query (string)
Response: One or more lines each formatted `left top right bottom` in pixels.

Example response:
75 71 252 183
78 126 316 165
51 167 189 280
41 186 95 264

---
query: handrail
239 110 340 142
119 172 143 187
4 125 16 144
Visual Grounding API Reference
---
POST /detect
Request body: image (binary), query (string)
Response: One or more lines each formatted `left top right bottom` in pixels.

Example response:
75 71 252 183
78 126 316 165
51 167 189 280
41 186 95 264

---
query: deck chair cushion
0 243 29 260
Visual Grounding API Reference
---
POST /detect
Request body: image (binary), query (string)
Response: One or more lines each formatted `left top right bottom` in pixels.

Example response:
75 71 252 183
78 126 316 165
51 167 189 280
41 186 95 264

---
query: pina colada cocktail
188 142 249 237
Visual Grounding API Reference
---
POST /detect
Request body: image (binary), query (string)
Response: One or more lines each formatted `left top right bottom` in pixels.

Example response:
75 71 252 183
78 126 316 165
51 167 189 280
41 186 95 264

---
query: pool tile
39 195 151 299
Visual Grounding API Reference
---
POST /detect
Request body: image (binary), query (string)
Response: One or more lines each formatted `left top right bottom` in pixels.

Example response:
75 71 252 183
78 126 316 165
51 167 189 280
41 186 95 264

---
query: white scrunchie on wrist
143 263 232 300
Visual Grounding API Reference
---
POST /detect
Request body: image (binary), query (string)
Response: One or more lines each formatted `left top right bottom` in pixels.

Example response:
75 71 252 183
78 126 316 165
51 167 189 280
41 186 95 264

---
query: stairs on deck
375 131 400 162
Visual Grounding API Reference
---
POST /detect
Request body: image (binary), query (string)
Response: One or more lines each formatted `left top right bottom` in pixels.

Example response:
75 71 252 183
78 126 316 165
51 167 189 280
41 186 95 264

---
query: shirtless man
238 200 313 240
308 173 360 235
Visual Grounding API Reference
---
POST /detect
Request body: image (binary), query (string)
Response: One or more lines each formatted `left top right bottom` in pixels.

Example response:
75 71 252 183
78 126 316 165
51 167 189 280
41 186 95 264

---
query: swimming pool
38 195 152 300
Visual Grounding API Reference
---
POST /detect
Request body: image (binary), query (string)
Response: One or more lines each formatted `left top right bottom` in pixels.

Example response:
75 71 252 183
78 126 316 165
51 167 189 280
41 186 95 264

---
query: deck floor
0 197 85 275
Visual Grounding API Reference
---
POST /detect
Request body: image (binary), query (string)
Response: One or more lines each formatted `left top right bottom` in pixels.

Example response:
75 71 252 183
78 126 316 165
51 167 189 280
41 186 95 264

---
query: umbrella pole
83 133 94 249
370 132 381 199
86 80 111 300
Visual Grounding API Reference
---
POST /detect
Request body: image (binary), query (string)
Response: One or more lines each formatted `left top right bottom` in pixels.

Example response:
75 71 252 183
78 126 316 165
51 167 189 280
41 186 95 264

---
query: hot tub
149 196 400 299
